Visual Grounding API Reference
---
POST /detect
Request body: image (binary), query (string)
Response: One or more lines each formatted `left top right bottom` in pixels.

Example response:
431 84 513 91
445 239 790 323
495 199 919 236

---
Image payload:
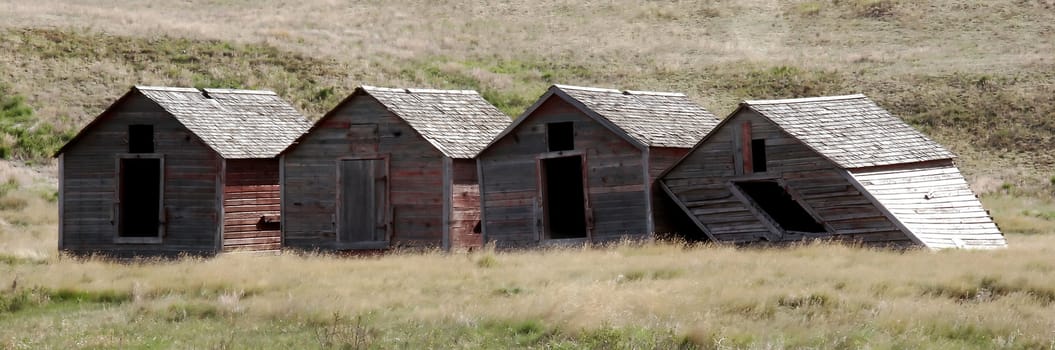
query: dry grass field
1 0 1054 348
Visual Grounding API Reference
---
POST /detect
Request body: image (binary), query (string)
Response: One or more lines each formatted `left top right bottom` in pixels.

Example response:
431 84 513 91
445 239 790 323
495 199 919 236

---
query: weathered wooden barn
281 86 510 251
660 94 1006 249
477 84 720 247
55 86 311 257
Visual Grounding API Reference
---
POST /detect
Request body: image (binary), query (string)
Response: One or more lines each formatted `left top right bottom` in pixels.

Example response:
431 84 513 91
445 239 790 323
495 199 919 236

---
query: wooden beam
642 148 654 236
741 121 753 174
279 155 286 250
442 156 452 252
658 180 719 242
476 157 490 246
216 156 225 253
57 154 64 251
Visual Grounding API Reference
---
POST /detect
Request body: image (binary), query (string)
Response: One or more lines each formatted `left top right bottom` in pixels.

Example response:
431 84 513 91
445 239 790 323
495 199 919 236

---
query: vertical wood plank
741 121 753 174
442 157 452 251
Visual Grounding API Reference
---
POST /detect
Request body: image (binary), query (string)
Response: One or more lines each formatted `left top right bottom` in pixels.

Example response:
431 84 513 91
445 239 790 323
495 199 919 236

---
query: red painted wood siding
450 159 482 249
223 159 281 252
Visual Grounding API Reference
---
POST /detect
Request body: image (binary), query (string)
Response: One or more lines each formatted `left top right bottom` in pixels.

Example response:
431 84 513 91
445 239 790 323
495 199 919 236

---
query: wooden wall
59 93 221 257
649 147 704 239
283 95 446 250
449 159 482 250
222 158 281 252
478 96 648 248
662 109 914 245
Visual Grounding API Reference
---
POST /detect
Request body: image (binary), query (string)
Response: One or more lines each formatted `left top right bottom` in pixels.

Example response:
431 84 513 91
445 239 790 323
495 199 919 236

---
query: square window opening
129 125 154 153
736 181 825 233
751 139 767 172
547 122 574 152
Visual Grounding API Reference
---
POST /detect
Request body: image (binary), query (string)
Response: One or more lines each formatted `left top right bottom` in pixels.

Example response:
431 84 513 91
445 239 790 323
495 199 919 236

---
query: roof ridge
622 90 686 97
552 84 621 94
744 94 867 105
362 85 480 95
201 88 277 95
134 85 200 93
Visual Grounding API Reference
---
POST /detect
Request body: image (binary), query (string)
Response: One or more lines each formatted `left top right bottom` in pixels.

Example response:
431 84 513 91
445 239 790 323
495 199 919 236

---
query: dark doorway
339 158 388 243
119 158 161 237
540 155 587 239
736 181 825 233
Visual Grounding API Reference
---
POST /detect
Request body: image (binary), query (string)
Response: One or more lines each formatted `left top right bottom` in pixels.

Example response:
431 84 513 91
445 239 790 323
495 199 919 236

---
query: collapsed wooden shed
660 94 1006 249
55 86 311 257
281 86 510 251
477 85 720 247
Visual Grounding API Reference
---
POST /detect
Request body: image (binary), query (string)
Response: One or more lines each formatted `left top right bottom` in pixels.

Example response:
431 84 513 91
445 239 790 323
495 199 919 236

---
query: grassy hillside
0 1 1054 348
0 0 1053 184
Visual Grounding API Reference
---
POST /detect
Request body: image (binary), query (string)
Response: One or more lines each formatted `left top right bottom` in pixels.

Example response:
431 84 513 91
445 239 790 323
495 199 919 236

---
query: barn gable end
56 86 309 257
281 86 509 251
661 94 1005 249
478 85 718 247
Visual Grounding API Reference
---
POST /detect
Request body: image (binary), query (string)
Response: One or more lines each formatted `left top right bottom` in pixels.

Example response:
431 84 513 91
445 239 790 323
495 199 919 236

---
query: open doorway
118 158 162 238
540 155 588 239
735 181 825 233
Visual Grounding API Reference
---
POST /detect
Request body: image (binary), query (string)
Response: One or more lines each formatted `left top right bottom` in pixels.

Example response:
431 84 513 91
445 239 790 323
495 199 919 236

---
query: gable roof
57 86 312 159
553 85 719 148
138 86 311 158
351 86 512 159
743 94 954 169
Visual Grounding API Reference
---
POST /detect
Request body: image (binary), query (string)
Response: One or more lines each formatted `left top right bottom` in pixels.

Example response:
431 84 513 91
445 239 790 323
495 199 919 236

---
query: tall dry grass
2 235 1055 348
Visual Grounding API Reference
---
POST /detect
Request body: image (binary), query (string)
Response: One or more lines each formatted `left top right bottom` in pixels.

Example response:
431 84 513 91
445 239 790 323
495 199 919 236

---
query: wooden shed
477 84 720 247
55 86 311 257
660 94 1006 249
280 86 510 251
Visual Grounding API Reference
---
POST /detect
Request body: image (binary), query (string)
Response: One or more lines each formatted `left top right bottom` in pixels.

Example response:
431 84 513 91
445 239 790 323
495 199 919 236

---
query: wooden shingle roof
553 85 719 148
360 86 511 159
136 86 311 159
744 94 954 169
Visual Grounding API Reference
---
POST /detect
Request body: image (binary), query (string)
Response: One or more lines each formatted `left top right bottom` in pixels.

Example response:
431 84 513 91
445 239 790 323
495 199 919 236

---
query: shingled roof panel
361 86 511 159
554 85 719 148
744 94 954 169
136 86 311 159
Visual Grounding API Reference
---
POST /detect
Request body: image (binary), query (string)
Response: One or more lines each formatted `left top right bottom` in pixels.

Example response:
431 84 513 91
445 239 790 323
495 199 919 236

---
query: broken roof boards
281 86 510 251
477 84 720 247
56 86 312 257
660 94 1005 249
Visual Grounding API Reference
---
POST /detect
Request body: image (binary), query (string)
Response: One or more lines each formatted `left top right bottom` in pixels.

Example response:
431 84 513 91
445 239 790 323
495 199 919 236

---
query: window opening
128 125 154 153
547 122 574 152
119 158 161 237
541 155 587 238
751 139 767 172
736 181 824 233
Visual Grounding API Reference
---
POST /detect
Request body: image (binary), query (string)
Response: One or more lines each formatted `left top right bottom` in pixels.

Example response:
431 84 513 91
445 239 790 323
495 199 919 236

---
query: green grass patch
0 85 73 160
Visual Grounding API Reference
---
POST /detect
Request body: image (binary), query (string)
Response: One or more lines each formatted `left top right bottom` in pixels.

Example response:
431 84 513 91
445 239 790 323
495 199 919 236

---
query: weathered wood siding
479 97 648 248
662 110 912 245
60 93 221 257
450 159 482 250
283 95 446 250
222 158 281 252
849 161 1005 248
649 147 704 238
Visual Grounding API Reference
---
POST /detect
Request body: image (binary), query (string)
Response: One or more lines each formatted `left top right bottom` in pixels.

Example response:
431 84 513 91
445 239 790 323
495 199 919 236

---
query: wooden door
338 158 389 245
